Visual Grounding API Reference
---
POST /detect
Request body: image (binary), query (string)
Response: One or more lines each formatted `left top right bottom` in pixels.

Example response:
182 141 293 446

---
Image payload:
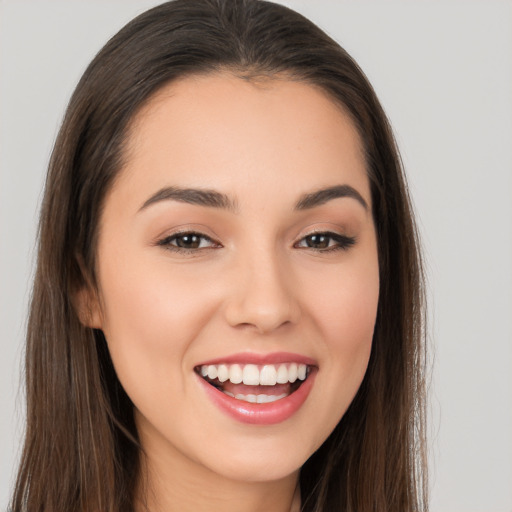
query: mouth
194 362 312 404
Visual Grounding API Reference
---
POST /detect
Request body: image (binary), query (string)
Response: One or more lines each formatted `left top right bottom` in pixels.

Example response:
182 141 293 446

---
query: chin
203 452 304 484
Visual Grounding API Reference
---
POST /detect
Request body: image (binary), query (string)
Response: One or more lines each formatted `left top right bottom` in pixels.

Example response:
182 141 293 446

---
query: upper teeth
199 363 308 386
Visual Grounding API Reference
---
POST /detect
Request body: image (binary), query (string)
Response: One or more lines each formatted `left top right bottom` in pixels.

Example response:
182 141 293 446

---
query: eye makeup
157 231 222 252
294 231 356 252
155 228 356 255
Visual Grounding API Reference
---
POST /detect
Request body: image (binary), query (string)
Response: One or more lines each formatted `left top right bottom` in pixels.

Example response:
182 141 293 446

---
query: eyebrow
139 186 238 212
139 183 368 213
294 185 368 211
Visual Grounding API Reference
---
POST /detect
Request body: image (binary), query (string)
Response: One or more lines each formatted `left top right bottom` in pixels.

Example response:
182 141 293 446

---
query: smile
196 362 310 403
194 354 317 425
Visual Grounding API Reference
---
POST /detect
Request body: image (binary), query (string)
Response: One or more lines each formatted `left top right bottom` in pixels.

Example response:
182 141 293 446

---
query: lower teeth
224 391 288 403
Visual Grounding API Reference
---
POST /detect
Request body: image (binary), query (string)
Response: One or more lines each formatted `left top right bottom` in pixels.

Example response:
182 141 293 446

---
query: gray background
1 1 511 510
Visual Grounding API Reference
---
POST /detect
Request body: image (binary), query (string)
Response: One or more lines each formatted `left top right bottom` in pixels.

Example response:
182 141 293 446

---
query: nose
224 248 301 334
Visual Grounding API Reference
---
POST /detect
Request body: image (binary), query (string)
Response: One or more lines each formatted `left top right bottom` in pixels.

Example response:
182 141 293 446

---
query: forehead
113 72 369 209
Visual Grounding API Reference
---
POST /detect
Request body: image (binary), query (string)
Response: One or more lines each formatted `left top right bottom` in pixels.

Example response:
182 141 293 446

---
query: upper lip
195 351 317 368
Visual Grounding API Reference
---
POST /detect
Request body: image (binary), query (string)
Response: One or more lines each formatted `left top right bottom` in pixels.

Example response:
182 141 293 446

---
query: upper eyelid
294 230 357 250
295 229 351 241
298 231 354 239
159 231 218 244
293 221 351 237
155 228 354 248
155 227 219 243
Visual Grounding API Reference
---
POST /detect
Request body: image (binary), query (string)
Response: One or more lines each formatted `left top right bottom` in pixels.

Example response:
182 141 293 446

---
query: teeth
229 364 243 384
217 364 229 382
260 365 277 385
199 362 309 385
288 363 298 383
242 364 260 385
276 364 289 384
231 392 288 403
207 365 218 380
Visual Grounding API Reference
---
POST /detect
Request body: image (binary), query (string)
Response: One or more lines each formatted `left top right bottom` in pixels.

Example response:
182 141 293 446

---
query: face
86 74 379 485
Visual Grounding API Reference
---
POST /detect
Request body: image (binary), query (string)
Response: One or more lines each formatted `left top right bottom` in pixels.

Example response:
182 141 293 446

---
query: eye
295 232 356 252
157 231 220 252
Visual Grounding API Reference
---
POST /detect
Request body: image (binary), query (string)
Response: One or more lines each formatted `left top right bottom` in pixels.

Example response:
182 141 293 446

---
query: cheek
322 285 377 386
305 252 379 397
289 253 379 454
96 252 219 392
309 256 379 349
326 283 378 351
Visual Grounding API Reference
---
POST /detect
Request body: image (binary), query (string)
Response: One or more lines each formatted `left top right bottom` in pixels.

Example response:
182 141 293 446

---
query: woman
10 0 427 511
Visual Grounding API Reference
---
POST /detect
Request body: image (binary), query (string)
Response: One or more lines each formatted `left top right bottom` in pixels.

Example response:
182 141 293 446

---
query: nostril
226 311 298 335
223 267 301 333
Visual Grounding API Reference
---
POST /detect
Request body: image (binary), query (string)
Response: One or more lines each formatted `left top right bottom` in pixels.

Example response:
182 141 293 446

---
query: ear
72 255 103 329
74 284 103 329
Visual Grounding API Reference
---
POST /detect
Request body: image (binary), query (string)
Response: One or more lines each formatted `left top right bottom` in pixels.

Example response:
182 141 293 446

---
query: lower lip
196 371 316 425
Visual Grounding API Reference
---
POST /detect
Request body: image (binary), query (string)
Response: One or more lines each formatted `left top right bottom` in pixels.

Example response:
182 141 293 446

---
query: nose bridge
224 242 300 333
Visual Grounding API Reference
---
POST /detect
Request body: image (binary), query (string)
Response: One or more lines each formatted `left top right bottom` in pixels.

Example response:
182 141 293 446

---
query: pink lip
196 351 317 367
196 367 317 425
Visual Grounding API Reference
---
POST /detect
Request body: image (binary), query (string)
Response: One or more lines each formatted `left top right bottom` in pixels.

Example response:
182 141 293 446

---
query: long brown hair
11 1 428 510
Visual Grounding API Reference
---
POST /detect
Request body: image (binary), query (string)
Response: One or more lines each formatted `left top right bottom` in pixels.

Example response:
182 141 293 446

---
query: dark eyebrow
294 185 368 211
139 186 238 212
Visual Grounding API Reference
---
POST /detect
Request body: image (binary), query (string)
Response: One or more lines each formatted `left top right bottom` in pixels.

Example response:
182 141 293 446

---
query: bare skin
80 73 379 512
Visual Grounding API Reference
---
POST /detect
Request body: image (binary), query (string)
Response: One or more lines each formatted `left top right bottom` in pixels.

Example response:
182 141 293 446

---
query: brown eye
295 232 356 252
157 232 219 251
304 234 330 249
174 234 203 249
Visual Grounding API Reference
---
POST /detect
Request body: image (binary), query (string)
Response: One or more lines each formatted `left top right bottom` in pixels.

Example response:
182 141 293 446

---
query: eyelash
157 231 221 252
157 231 356 253
294 231 356 252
